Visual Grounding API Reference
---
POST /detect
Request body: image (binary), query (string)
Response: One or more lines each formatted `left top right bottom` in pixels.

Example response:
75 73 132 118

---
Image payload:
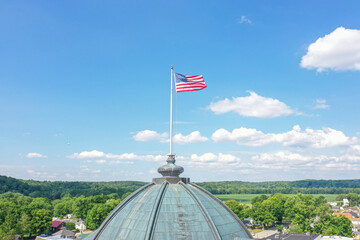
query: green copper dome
86 155 253 240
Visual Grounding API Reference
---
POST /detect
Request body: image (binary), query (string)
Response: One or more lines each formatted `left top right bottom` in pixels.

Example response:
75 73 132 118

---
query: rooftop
85 155 253 240
260 233 321 240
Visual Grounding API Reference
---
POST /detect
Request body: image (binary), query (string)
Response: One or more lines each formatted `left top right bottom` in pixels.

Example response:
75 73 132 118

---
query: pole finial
171 65 173 70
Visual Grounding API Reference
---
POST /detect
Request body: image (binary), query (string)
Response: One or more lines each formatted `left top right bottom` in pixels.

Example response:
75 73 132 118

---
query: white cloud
314 99 330 109
133 130 207 144
188 153 242 168
65 173 74 179
68 150 166 163
133 130 168 142
208 91 295 118
173 131 208 144
191 153 218 163
95 159 107 164
149 169 157 174
238 16 252 24
250 150 360 171
68 150 105 159
350 144 360 154
301 27 360 72
212 125 356 148
105 153 165 162
250 151 328 170
252 151 312 163
26 152 47 158
109 160 134 165
26 169 57 179
80 165 91 172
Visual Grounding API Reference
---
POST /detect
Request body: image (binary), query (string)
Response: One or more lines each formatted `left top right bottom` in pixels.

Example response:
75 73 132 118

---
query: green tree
346 193 359 207
53 194 74 217
251 195 268 205
106 198 121 209
314 215 352 237
224 200 249 219
264 194 287 223
30 209 52 235
72 196 94 219
288 224 303 233
250 202 276 228
335 194 347 201
85 204 112 229
65 222 75 231
121 192 132 200
54 202 70 217
28 197 52 211
19 212 31 236
276 225 284 232
0 213 19 238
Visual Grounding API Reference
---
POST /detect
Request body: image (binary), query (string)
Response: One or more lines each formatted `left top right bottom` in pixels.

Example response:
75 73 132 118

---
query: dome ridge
91 183 154 239
189 183 253 239
145 181 169 239
179 182 222 240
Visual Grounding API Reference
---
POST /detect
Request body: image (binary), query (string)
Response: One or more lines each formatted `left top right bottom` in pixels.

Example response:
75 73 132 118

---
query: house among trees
258 232 321 240
50 220 65 233
65 214 74 219
75 219 86 231
320 236 353 240
36 227 76 240
52 228 75 239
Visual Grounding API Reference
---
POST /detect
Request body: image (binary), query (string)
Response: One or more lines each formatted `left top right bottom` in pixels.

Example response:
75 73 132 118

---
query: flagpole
157 65 183 179
170 65 173 155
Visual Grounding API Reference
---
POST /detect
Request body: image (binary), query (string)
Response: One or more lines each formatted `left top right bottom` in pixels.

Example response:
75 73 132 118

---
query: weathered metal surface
157 154 184 177
189 183 253 240
145 182 169 239
152 177 190 185
152 184 219 240
87 183 161 239
85 180 253 240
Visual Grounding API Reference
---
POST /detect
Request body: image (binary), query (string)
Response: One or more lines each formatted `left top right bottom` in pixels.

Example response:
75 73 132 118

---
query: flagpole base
157 154 184 178
152 177 190 185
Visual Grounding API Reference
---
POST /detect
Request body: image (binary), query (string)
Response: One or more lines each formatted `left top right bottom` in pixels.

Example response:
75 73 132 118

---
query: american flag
174 73 207 93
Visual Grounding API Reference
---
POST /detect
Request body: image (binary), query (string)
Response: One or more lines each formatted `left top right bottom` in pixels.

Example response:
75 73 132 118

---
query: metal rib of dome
85 180 253 240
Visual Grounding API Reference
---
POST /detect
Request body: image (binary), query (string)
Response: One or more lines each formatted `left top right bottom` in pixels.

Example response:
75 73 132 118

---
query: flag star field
1 0 360 182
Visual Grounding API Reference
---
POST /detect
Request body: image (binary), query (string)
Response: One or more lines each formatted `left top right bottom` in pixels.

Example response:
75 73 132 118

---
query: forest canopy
2 175 360 200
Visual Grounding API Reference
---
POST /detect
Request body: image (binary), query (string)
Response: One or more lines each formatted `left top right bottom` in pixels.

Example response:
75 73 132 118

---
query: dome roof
86 181 252 240
86 155 253 240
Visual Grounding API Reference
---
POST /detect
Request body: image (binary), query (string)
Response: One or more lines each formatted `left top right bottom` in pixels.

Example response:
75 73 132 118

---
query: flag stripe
176 87 206 92
176 84 207 89
177 85 206 89
175 73 207 93
177 86 207 92
176 82 206 87
186 75 203 79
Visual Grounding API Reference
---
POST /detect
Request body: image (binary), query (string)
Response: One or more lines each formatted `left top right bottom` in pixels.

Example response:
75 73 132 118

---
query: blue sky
1 0 360 182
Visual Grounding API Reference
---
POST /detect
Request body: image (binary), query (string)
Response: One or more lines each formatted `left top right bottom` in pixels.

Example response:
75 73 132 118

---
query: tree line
197 180 360 194
3 175 360 199
0 175 145 200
